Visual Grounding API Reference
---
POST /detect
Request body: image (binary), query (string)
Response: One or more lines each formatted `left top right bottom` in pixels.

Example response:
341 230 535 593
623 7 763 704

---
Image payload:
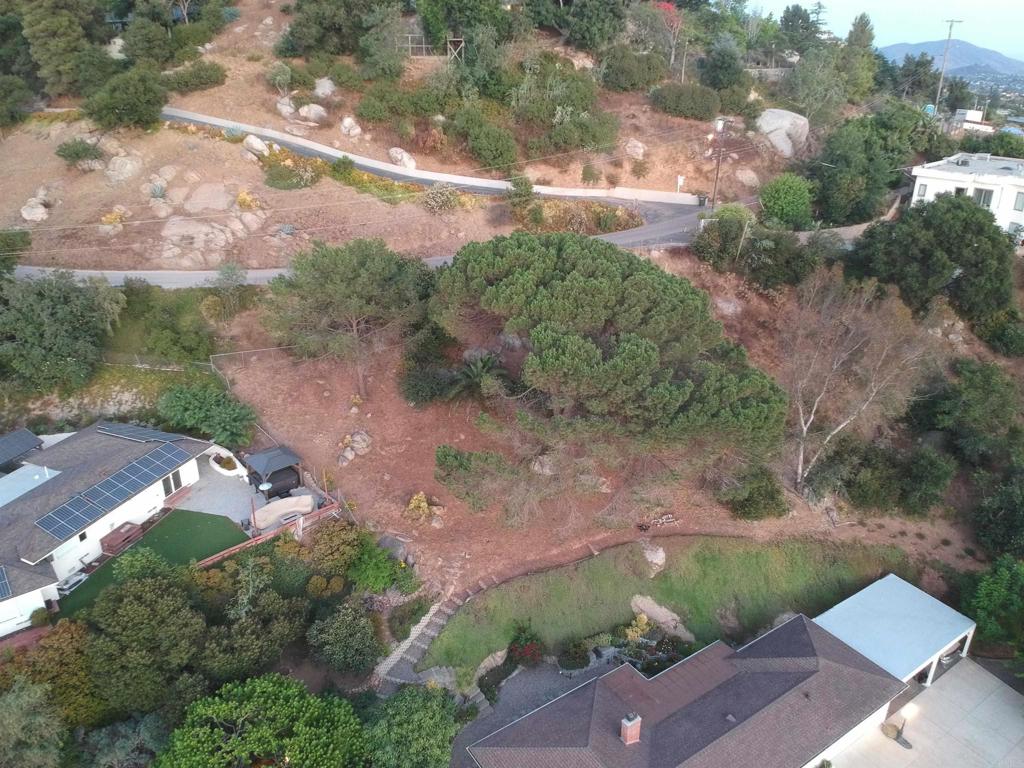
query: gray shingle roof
469 616 906 768
0 428 42 466
0 423 209 595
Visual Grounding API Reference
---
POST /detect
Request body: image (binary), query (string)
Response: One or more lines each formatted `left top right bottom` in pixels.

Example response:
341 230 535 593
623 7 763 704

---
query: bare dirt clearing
1 123 514 270
218 309 980 596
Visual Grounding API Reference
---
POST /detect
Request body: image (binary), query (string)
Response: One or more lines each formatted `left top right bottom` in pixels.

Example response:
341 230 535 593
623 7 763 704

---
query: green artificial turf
57 509 247 617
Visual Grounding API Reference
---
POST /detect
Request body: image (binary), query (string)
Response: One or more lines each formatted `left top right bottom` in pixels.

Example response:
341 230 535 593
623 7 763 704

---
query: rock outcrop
756 109 810 158
243 134 270 157
298 103 328 124
625 137 647 160
105 155 142 184
388 147 416 169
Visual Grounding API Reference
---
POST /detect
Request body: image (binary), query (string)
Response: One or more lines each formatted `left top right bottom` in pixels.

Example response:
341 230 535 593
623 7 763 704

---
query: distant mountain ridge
880 39 1024 76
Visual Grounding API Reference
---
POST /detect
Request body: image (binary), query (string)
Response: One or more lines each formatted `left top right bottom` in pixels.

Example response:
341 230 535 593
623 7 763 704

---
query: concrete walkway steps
373 594 464 695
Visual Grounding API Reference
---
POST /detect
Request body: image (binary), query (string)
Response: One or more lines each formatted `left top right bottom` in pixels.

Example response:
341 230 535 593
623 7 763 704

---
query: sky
753 1 1024 61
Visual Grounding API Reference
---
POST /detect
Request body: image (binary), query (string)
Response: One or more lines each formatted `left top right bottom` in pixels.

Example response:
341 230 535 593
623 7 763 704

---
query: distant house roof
914 152 1024 180
0 429 42 466
813 574 975 681
0 423 209 595
468 616 905 768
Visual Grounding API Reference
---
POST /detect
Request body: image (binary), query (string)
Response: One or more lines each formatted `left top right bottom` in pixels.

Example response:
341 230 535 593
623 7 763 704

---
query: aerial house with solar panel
0 422 214 638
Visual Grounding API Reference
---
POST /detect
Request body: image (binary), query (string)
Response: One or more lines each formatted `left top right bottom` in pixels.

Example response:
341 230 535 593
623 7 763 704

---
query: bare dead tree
784 267 940 492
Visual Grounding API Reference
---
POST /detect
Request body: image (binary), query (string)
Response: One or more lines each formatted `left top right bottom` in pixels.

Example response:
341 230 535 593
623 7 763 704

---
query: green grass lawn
422 537 915 686
57 509 248 617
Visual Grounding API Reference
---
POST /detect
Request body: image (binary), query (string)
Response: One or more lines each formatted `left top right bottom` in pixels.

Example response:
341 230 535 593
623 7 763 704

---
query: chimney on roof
621 713 641 746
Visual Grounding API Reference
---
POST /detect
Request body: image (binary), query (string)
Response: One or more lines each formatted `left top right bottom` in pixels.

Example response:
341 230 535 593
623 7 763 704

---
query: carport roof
813 574 975 682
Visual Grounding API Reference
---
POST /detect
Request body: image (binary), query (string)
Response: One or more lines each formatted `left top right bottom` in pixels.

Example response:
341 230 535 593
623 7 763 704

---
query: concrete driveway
832 659 1024 768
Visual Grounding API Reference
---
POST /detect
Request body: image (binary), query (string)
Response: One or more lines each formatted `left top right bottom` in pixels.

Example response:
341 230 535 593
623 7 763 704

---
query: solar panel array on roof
0 566 11 599
96 423 184 443
34 442 192 540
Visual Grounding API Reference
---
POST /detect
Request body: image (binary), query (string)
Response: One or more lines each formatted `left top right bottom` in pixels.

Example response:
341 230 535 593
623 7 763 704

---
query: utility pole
935 19 963 110
710 117 731 211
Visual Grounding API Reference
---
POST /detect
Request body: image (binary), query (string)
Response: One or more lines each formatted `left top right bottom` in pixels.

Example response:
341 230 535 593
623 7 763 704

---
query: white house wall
0 585 54 638
911 169 1024 234
42 457 200 581
799 701 891 768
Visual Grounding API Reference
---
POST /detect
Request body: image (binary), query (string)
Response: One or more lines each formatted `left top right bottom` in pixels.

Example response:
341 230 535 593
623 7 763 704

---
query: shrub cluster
161 60 227 93
717 465 788 520
601 45 667 91
692 205 822 289
446 103 519 169
156 384 257 448
55 139 102 167
650 83 721 120
807 437 956 516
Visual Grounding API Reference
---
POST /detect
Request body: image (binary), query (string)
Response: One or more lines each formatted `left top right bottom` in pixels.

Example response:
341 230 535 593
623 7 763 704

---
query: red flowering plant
508 621 545 667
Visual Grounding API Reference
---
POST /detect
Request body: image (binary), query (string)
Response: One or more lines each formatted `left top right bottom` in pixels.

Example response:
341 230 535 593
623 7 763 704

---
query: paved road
162 107 703 248
13 111 704 287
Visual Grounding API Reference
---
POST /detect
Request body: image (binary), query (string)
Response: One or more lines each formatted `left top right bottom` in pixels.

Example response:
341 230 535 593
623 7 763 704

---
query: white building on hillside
0 423 211 638
911 153 1024 242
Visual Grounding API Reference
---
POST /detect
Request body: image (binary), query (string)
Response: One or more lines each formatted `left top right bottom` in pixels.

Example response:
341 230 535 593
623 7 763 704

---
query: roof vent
725 713 737 724
956 158 970 167
621 713 641 746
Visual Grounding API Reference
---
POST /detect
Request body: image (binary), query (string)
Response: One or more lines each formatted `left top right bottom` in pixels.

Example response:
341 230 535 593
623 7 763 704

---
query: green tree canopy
848 194 1015 323
122 18 173 65
925 358 1023 468
20 0 99 96
943 76 973 113
199 591 308 684
84 66 167 129
81 713 168 768
963 556 1024 644
156 675 367 768
433 233 786 448
975 476 1024 558
367 686 460 768
0 272 124 391
759 172 813 229
0 74 32 126
266 239 431 397
896 53 939 102
0 620 109 728
156 384 257 447
782 45 847 125
0 677 65 768
700 32 745 90
358 4 406 80
566 0 624 51
779 3 818 53
306 601 385 673
845 12 874 48
85 577 207 715
285 0 392 56
810 117 894 225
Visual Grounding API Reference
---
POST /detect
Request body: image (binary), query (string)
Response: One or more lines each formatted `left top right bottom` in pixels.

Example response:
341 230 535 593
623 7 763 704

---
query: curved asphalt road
13 109 705 287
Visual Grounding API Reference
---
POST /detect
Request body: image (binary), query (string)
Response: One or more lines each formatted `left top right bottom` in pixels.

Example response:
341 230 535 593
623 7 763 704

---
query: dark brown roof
468 616 906 768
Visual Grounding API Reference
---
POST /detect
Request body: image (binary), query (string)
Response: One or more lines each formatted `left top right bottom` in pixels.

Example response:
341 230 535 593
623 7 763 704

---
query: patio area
831 658 1024 768
174 455 265 525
